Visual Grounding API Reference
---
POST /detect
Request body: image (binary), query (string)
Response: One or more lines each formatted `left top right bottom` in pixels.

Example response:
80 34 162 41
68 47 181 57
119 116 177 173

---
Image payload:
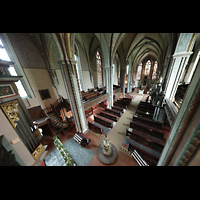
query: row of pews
81 86 106 102
88 98 132 134
126 100 167 166
73 132 91 147
81 85 121 102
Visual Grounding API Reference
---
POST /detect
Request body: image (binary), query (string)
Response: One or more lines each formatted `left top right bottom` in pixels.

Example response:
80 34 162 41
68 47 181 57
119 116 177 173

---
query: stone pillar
158 52 200 166
127 58 133 93
120 63 126 97
105 66 113 108
58 59 88 134
184 49 200 84
109 65 114 107
164 33 196 101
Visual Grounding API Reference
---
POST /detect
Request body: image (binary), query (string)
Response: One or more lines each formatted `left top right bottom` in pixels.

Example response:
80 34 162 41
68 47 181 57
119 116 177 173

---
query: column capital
58 59 77 65
173 51 193 58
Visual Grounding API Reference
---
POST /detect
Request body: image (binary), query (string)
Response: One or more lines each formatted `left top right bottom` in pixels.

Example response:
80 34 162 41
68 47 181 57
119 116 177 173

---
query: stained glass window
96 51 103 87
136 62 142 80
144 60 151 75
152 61 158 80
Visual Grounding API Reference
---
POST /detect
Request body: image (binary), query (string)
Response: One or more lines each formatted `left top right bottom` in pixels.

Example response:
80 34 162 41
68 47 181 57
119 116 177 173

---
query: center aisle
87 92 148 166
107 93 146 151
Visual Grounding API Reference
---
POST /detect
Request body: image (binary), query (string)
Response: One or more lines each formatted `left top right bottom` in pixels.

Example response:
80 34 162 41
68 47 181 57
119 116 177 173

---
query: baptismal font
97 135 117 164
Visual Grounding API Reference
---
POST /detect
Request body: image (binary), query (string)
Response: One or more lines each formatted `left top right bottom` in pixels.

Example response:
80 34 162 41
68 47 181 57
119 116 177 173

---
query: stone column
105 66 113 108
158 53 200 166
164 33 196 101
109 65 114 107
120 65 126 97
58 59 88 134
164 53 192 101
127 58 133 93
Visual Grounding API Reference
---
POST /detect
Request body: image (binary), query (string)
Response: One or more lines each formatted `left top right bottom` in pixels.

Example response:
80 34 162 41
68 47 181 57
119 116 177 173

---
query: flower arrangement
53 136 76 166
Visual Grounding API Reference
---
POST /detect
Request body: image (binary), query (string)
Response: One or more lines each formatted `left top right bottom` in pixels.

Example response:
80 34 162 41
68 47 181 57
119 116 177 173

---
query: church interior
0 33 200 166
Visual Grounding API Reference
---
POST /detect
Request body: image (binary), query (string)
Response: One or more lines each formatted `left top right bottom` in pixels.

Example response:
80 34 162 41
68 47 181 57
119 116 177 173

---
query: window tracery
96 51 103 87
152 61 158 80
136 62 142 80
144 60 151 75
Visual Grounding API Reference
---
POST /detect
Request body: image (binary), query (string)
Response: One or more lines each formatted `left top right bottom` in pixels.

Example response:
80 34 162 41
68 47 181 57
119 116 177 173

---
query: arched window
0 38 28 98
96 50 103 87
136 62 142 80
144 60 151 75
152 61 158 80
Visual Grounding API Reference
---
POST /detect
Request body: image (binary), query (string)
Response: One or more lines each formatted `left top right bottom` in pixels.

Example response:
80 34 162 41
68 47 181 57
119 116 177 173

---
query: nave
1 33 200 166
42 90 170 166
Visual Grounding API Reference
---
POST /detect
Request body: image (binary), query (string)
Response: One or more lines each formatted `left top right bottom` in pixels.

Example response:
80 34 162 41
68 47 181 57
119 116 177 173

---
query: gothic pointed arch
94 33 110 68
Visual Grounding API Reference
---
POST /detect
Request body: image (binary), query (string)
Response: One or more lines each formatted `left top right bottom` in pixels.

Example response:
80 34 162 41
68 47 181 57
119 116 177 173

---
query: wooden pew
121 97 132 102
104 108 122 117
100 110 119 122
94 115 115 128
117 99 130 106
82 91 91 97
136 106 154 114
135 110 153 120
73 132 91 147
88 121 103 134
130 121 165 140
84 93 98 101
112 106 124 113
138 103 155 108
139 101 154 106
114 102 127 109
97 86 106 92
82 92 94 97
126 128 165 153
138 104 155 111
87 93 98 99
132 115 163 129
128 142 159 166
85 108 93 118
88 88 94 93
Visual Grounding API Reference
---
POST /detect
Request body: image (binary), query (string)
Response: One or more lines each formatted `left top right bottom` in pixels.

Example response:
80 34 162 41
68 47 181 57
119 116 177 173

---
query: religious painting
39 89 51 100
0 84 15 98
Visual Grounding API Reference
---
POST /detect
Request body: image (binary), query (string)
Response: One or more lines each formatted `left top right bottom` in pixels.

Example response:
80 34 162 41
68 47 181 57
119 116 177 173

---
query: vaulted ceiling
4 33 179 73
72 33 179 70
116 33 178 66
